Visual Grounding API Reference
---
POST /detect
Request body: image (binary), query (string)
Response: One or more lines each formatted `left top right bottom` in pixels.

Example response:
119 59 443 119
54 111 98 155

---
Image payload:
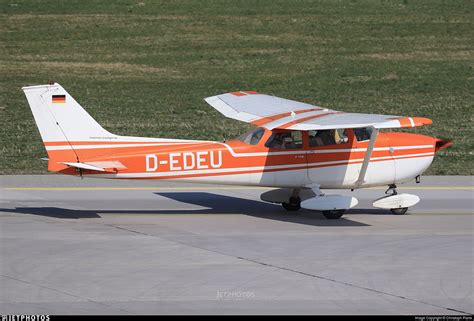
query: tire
390 207 408 215
322 209 345 219
282 196 301 211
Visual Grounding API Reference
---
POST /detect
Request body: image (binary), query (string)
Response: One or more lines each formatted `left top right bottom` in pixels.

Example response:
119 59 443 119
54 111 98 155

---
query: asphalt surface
0 175 472 315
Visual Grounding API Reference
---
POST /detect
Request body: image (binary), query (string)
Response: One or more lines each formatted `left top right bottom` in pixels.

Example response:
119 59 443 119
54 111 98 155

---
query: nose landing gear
373 184 420 215
385 184 407 215
390 207 409 215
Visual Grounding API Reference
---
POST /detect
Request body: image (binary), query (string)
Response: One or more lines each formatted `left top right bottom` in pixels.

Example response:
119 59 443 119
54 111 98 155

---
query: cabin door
306 128 358 188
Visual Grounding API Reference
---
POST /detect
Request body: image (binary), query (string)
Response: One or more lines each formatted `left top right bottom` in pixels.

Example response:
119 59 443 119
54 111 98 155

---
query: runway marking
2 186 268 191
2 186 473 191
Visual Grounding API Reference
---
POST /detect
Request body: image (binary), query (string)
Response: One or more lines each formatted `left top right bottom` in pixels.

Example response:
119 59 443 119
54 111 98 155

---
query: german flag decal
52 95 66 104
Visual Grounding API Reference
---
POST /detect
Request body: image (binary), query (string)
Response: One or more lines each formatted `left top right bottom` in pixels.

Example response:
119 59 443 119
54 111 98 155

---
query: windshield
237 127 265 145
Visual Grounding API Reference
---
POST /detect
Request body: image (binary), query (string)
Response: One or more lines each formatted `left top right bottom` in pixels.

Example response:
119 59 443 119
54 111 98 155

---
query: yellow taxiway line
2 186 267 191
2 186 473 191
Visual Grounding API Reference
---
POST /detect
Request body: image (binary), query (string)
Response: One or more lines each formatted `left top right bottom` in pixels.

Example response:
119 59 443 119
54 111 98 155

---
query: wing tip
387 117 433 128
412 117 433 126
229 91 258 96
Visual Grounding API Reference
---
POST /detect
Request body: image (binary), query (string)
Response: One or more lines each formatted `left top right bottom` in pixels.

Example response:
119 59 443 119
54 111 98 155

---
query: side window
308 129 348 147
237 127 265 145
353 127 373 142
265 131 303 149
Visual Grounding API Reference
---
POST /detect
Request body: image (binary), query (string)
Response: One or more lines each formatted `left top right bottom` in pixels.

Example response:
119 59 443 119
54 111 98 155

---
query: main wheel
390 207 408 215
282 196 301 211
322 209 345 219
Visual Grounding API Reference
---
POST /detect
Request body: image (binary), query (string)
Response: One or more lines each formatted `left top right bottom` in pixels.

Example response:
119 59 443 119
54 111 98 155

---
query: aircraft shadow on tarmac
2 192 395 227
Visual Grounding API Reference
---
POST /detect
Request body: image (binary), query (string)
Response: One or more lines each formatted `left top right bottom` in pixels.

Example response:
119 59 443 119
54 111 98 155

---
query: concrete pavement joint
103 224 471 315
237 258 472 315
1 274 134 315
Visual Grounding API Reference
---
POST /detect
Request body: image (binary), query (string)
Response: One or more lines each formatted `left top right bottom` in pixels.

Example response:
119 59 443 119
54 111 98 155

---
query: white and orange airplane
23 83 452 219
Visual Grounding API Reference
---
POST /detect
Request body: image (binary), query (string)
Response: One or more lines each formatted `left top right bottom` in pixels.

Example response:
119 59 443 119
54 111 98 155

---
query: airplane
22 83 452 219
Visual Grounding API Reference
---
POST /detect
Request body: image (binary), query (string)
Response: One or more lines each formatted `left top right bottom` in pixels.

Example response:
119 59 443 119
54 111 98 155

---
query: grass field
1 0 473 175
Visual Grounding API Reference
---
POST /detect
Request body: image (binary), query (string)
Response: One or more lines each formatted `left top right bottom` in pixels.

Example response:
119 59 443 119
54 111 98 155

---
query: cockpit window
237 127 265 145
308 129 348 147
265 131 303 149
353 127 373 142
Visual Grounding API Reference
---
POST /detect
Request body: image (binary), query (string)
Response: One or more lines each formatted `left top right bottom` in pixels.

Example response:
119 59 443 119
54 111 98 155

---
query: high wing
204 91 432 130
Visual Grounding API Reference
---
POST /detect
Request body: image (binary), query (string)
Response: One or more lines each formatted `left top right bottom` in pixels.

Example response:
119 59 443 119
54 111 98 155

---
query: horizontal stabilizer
60 161 126 173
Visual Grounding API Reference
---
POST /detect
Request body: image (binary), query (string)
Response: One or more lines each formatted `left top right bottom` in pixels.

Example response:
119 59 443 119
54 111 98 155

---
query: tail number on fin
146 151 222 172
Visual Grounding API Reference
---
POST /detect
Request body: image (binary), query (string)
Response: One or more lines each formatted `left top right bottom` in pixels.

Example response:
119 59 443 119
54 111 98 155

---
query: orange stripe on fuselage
45 130 436 182
77 152 434 180
59 146 432 173
46 142 433 165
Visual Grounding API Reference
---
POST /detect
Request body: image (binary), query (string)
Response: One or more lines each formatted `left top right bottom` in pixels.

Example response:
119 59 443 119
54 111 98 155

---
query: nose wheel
372 184 419 215
385 184 398 195
390 207 408 215
385 184 408 215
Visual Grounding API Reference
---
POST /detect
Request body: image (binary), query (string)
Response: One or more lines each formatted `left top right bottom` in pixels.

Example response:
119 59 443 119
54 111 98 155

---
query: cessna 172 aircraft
23 83 452 219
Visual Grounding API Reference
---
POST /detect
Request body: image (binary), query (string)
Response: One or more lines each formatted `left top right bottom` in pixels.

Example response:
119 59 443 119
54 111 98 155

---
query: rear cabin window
265 131 303 149
353 127 374 142
237 127 265 145
308 129 348 147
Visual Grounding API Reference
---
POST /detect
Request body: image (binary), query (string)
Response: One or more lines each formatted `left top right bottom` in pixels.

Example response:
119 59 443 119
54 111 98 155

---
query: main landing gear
321 210 346 219
279 187 356 219
281 197 345 219
372 184 420 215
282 196 301 211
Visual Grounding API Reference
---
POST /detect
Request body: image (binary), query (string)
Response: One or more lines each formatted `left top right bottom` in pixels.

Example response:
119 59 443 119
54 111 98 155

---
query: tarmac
0 175 472 315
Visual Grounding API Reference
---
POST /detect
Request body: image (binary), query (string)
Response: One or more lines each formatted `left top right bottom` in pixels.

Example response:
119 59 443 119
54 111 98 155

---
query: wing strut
355 127 379 187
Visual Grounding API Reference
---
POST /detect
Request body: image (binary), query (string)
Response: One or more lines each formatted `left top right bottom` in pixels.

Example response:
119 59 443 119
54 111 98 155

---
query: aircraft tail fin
22 83 117 171
22 83 115 142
